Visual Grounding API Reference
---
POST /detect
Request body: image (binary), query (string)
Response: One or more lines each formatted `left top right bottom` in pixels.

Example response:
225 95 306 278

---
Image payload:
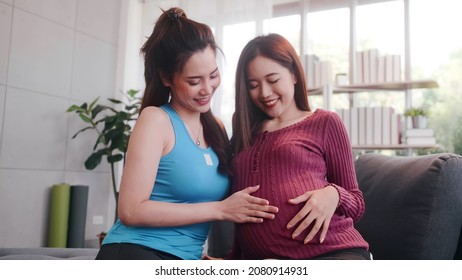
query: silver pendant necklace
184 120 202 146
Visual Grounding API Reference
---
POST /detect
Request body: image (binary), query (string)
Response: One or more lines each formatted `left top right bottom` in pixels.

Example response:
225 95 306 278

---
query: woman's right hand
218 185 278 223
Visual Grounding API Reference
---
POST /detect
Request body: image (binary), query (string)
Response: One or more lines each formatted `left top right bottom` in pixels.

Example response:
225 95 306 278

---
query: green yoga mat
47 183 71 248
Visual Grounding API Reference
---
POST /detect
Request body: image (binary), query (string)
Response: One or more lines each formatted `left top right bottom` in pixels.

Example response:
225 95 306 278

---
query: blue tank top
102 104 231 259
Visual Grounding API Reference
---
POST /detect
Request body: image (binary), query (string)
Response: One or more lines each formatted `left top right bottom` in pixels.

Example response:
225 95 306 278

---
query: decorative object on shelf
66 89 141 223
404 128 436 145
404 107 428 129
335 73 348 85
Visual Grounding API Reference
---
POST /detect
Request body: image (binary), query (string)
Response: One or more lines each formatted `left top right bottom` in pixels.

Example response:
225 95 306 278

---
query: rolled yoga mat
67 185 89 248
47 183 71 248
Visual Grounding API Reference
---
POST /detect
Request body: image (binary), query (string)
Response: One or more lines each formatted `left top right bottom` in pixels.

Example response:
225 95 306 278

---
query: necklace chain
184 120 202 146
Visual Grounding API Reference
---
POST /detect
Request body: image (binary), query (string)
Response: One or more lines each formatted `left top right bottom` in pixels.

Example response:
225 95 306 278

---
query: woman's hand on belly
217 185 279 223
286 184 339 244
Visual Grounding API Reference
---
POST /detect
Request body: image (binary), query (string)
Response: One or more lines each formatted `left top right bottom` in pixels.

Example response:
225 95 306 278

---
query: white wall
0 0 122 248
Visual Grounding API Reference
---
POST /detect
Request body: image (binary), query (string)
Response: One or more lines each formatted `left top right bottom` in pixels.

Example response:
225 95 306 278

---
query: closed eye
248 82 259 90
210 68 219 79
187 79 200 86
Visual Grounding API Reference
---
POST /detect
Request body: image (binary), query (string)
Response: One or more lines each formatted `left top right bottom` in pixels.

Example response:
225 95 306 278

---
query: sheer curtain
140 0 273 135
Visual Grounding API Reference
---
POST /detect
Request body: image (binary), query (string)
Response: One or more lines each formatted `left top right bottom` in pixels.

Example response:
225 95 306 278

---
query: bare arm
118 107 278 227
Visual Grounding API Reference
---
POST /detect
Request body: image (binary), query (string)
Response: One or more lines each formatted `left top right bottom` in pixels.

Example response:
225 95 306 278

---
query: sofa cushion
354 153 462 259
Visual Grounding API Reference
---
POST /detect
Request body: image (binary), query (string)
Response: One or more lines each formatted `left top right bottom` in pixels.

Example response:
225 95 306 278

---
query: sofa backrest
354 152 462 260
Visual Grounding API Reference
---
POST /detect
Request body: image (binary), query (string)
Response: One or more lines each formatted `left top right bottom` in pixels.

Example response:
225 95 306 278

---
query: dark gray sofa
354 152 462 259
0 247 98 260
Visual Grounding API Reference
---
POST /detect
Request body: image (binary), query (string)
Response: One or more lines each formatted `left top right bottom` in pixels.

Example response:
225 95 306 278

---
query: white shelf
352 144 439 150
308 79 439 96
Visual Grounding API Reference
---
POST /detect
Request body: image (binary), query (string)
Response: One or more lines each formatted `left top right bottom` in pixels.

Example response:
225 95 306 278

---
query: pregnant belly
235 207 309 259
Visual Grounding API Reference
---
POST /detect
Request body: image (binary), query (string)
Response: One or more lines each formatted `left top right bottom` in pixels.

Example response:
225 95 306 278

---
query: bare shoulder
130 106 173 153
139 106 168 121
136 106 170 128
129 106 172 140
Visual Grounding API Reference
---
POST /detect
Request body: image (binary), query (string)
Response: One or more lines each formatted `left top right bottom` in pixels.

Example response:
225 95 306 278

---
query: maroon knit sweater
229 109 369 259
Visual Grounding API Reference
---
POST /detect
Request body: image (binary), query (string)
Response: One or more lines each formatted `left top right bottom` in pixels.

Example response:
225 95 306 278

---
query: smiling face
247 55 298 121
165 45 220 115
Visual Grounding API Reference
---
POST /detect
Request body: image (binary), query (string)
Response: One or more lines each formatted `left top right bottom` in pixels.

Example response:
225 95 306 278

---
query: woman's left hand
286 185 339 244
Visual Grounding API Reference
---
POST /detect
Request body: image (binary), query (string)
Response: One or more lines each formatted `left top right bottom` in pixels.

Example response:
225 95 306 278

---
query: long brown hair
231 33 310 156
140 7 231 174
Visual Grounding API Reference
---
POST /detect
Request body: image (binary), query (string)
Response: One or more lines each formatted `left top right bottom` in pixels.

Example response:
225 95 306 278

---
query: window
306 8 350 110
264 14 301 54
221 22 256 134
410 0 462 152
354 1 405 111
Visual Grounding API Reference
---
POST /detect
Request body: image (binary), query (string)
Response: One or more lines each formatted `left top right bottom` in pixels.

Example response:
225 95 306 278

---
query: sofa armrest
354 153 462 259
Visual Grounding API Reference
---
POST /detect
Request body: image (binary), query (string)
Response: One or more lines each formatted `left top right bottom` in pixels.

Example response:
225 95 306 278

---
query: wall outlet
92 216 104 225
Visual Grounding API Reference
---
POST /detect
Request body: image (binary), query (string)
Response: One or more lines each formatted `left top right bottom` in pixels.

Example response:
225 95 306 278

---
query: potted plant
66 89 141 224
404 107 428 128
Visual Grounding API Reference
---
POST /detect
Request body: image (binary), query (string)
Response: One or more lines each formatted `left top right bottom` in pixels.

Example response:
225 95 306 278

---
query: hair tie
167 8 184 21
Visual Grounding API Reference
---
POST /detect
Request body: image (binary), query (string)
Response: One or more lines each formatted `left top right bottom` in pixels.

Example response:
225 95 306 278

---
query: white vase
412 116 427 128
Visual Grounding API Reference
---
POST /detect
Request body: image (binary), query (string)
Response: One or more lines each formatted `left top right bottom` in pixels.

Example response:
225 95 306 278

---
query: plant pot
411 116 427 128
97 232 107 247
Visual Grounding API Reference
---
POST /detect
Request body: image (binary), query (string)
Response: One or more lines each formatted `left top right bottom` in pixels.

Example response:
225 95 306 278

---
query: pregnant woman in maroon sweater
230 33 370 259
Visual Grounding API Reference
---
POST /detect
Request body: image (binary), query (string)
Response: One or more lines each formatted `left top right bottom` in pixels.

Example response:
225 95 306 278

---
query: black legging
311 248 372 260
95 243 182 260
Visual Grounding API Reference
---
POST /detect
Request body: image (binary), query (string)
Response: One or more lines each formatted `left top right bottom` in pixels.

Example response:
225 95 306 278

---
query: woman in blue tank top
95 7 278 260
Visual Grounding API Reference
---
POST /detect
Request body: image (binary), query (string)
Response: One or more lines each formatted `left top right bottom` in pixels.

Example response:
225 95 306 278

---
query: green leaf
88 97 100 111
91 104 107 119
96 134 106 147
108 98 122 104
79 113 93 124
109 132 127 150
125 104 139 111
118 136 129 152
84 150 106 170
107 154 123 163
127 89 139 98
71 126 94 139
66 104 83 112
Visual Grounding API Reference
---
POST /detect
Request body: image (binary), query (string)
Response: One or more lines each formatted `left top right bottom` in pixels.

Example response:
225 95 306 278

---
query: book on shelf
355 51 363 84
320 61 333 86
373 107 382 145
305 54 319 89
405 128 434 137
385 55 394 82
314 60 321 88
406 136 436 145
381 107 395 145
365 107 374 145
368 49 379 84
391 113 403 145
336 108 351 139
392 54 402 82
339 107 403 147
358 107 367 145
350 108 359 146
362 51 370 84
377 55 385 83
